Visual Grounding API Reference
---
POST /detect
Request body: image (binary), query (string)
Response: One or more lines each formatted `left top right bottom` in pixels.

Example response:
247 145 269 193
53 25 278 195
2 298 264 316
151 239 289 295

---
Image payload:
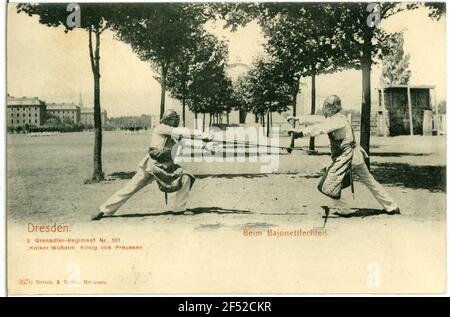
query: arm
301 116 347 137
158 124 213 143
298 115 326 125
157 124 186 139
282 112 325 125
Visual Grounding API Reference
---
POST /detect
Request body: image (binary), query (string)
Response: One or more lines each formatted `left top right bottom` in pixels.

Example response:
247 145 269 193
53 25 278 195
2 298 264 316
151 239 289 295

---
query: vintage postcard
4 1 447 295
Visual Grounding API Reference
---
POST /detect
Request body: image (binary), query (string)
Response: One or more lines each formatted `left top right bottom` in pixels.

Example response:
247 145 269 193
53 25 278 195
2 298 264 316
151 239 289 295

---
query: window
23 120 25 123
35 119 37 123
35 113 37 117
11 120 13 124
17 120 19 123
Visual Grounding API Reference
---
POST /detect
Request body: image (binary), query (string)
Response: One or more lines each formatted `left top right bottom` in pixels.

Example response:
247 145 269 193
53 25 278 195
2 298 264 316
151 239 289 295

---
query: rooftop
7 96 43 106
377 85 436 90
47 103 79 110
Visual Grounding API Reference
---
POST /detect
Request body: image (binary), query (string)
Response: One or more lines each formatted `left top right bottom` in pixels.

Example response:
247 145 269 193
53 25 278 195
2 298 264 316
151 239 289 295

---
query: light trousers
328 162 399 212
99 167 191 215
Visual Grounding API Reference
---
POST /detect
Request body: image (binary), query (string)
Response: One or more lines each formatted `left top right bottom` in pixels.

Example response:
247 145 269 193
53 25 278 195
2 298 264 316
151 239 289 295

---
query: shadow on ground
108 171 305 180
370 163 446 192
107 162 446 193
107 206 252 218
290 151 429 158
370 152 431 157
321 207 400 220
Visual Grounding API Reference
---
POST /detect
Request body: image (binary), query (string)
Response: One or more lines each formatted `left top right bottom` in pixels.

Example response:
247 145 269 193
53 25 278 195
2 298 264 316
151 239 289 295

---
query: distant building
46 103 81 124
80 107 108 126
7 95 46 127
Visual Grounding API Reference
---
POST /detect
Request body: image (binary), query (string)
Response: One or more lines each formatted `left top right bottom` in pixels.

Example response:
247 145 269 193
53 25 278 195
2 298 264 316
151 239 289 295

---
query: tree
215 2 445 163
259 3 350 150
380 32 411 86
179 34 230 130
44 117 61 127
18 3 112 181
110 3 211 120
424 2 446 20
164 30 228 127
233 75 254 121
331 2 445 161
244 57 293 136
210 76 236 125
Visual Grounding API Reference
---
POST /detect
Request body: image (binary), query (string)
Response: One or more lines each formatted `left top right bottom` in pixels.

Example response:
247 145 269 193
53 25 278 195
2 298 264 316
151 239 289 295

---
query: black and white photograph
3 1 447 295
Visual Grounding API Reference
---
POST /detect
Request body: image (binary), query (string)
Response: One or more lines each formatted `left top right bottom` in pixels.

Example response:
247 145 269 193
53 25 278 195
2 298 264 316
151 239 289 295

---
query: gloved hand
288 130 304 139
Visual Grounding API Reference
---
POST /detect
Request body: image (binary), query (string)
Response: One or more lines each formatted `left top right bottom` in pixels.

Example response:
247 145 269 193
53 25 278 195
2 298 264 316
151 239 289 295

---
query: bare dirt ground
7 131 446 224
6 131 447 294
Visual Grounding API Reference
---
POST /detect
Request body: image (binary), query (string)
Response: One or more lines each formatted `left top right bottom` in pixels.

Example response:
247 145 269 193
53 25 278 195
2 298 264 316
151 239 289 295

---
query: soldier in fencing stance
287 95 400 215
92 110 199 221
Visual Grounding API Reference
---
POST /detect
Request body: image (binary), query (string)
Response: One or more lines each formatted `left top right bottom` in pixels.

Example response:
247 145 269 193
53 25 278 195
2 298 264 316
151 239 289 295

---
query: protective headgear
322 95 342 117
160 109 180 124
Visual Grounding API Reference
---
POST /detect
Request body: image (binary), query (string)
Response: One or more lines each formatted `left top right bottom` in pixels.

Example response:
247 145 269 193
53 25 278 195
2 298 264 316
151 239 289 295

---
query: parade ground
6 131 447 294
7 131 445 225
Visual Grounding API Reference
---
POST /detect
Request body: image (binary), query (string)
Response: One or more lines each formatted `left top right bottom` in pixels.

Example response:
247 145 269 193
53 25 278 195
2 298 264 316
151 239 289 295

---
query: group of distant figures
17 127 150 136
120 126 149 134
26 131 61 137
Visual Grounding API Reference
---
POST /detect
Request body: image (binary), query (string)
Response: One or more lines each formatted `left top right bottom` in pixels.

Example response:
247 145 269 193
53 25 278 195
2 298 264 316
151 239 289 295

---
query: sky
6 4 446 117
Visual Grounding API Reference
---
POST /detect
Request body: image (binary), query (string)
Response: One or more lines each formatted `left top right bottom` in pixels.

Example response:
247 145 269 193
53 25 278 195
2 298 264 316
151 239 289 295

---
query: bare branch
99 20 109 34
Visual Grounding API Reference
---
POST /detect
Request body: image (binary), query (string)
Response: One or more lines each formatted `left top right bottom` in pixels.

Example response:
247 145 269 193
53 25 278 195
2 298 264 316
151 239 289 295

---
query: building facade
46 103 81 124
80 107 108 126
7 96 46 127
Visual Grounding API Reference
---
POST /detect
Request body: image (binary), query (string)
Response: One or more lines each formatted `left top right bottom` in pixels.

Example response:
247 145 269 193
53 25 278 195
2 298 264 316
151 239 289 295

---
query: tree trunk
239 110 246 124
360 52 372 167
182 97 186 127
266 112 270 137
270 112 273 136
194 112 198 130
89 27 103 182
202 113 205 132
209 113 212 127
309 71 316 151
227 112 230 125
159 65 167 120
290 77 300 148
255 113 259 124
